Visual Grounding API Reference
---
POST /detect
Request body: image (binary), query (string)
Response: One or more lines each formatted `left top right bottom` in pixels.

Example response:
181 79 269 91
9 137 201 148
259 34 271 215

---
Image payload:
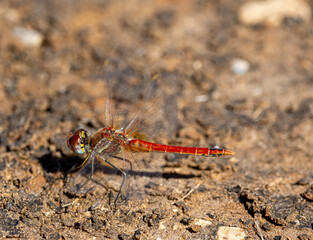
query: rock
217 227 246 240
231 59 250 75
158 222 166 230
193 218 212 227
238 0 311 26
188 225 202 233
12 27 43 47
301 185 313 201
194 95 209 103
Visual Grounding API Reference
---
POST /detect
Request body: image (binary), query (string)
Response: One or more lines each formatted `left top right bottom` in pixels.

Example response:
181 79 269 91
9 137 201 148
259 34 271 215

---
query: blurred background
0 0 312 239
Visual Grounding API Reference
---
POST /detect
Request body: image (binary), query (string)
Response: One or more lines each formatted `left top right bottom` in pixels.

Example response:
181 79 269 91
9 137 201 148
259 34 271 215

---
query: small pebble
158 222 166 230
188 224 202 233
12 27 43 47
238 0 311 26
194 218 212 227
172 223 181 230
231 59 250 75
174 201 190 213
194 95 209 103
217 226 246 240
192 60 203 70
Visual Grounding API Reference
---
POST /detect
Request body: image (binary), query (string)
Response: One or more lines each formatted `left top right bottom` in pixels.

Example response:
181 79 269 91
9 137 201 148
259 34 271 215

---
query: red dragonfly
67 79 234 207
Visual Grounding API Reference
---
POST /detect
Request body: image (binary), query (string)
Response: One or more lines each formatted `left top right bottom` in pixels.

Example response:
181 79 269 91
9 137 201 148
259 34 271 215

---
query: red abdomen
128 139 234 157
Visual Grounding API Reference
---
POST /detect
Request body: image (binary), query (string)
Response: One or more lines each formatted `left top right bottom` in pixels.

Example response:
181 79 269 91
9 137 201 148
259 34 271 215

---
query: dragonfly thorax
90 127 130 155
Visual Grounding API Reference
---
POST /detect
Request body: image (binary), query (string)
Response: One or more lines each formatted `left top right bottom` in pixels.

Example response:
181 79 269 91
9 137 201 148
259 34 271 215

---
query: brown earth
0 0 312 239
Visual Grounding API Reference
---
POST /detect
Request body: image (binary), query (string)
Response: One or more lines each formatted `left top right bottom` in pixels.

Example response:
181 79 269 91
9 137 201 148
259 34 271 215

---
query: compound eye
67 129 87 154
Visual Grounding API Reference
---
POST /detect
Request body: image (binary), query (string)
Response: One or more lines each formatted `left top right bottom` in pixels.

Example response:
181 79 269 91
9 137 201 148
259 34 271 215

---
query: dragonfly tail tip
225 150 235 156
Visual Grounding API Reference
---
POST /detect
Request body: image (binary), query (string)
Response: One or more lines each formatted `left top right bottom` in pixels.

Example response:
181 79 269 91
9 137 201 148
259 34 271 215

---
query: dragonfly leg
111 155 133 173
78 155 95 190
68 154 95 196
69 153 91 173
100 156 127 209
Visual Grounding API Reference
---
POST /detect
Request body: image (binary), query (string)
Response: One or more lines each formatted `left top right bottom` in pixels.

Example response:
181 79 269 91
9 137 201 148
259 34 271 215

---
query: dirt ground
0 0 312 239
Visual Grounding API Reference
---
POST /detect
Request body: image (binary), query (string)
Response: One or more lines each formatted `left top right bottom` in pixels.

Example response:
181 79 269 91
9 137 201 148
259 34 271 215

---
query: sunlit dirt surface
0 0 312 239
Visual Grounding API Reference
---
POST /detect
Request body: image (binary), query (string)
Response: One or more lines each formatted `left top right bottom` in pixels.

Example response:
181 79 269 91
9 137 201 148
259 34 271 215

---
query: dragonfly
67 78 234 208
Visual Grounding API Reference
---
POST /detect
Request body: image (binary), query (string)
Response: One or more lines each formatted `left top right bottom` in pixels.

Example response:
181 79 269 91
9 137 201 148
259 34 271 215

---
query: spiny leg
110 155 133 174
69 153 91 173
68 153 95 196
121 149 131 204
108 153 133 205
77 154 95 191
101 156 127 209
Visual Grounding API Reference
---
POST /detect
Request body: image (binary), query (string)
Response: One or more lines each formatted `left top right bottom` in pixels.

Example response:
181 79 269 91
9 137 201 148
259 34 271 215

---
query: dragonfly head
67 129 90 155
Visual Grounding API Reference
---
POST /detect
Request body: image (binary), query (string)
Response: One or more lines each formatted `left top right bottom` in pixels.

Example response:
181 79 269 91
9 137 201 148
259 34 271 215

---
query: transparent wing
66 62 185 205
